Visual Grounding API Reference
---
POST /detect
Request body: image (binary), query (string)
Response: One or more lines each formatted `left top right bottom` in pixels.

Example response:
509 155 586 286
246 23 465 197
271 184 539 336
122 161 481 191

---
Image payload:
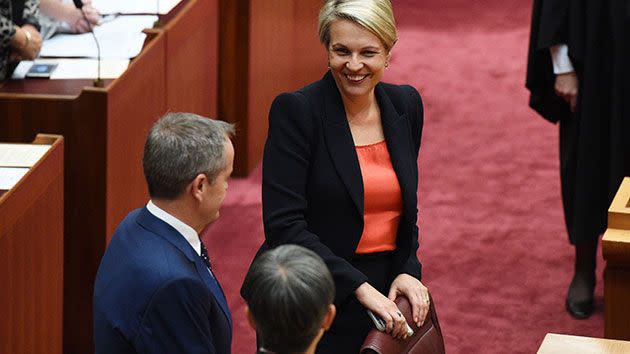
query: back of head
318 0 397 52
143 112 234 199
241 245 335 354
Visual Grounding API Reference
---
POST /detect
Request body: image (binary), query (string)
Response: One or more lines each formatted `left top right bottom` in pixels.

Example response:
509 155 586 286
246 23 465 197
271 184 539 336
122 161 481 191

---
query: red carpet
202 1 605 352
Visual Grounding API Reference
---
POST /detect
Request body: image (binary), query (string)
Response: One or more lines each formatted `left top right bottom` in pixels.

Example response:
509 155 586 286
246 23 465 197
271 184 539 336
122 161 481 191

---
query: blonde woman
245 0 431 351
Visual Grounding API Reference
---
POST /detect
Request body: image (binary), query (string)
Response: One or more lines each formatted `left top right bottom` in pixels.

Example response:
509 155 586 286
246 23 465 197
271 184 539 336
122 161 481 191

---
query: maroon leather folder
360 294 445 354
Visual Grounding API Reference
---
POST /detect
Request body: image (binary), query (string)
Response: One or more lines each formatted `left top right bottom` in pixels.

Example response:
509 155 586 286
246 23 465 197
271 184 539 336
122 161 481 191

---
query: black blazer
258 71 424 305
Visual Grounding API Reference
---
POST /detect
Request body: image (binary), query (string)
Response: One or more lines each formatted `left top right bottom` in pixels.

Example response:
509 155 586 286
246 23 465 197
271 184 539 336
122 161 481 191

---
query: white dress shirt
550 44 575 74
146 200 201 257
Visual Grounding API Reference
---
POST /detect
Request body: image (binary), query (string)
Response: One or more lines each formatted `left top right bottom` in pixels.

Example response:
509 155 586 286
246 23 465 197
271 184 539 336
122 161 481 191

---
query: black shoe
565 296 593 319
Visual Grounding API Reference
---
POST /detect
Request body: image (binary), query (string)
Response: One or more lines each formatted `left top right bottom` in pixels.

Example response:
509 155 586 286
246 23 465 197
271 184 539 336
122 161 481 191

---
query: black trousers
316 252 394 354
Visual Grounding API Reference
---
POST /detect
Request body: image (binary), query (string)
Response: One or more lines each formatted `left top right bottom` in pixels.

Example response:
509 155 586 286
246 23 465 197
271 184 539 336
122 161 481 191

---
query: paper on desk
40 15 157 59
0 144 50 167
92 0 182 15
12 59 130 80
0 167 29 190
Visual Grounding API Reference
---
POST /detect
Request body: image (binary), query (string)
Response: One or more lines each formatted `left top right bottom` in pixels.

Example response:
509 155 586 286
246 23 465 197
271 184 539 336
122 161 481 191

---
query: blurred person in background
527 0 630 319
0 0 42 80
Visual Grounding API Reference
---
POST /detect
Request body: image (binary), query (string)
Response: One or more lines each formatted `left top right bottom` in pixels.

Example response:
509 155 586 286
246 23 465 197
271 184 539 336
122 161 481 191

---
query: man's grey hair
241 245 335 354
143 112 235 199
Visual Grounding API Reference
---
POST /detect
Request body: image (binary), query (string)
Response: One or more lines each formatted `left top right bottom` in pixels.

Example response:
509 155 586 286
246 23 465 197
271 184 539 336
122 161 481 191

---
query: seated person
241 245 337 354
0 0 43 80
93 112 235 354
39 0 99 39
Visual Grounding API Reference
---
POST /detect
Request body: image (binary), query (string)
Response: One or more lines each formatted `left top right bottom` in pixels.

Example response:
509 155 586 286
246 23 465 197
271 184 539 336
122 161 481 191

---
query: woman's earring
385 62 390 69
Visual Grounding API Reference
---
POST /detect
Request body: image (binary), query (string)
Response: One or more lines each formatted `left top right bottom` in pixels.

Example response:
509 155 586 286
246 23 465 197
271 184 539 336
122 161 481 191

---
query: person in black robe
526 0 630 319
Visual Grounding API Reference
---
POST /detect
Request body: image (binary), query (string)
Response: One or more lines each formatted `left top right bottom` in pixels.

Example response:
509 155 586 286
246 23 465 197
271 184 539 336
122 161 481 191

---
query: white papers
12 59 130 80
0 144 51 167
0 167 29 190
40 15 157 59
92 0 182 15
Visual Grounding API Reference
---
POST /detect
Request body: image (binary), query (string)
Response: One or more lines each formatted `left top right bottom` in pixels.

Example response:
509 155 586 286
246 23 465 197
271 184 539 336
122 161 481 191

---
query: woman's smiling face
327 19 390 101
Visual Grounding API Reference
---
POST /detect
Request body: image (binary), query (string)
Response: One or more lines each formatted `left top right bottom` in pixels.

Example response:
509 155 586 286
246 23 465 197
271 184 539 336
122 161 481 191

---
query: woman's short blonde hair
318 0 398 52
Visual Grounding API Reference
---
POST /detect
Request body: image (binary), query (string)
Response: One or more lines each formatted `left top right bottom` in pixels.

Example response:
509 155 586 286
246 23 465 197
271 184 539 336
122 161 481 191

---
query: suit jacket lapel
136 207 233 327
192 257 233 327
376 85 415 216
322 72 364 217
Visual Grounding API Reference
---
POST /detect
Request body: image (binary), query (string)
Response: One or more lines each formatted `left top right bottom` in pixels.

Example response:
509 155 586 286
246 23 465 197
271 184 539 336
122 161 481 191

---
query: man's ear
322 304 336 331
190 173 207 200
245 305 257 330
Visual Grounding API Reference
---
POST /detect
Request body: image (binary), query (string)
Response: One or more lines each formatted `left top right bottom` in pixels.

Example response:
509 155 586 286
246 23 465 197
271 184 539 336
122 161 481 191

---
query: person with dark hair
93 112 235 353
0 0 43 80
242 245 336 354
526 0 629 319
245 0 431 352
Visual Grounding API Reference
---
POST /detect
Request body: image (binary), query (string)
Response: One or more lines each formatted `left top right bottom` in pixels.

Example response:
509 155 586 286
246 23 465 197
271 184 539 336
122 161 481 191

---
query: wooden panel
604 228 630 265
248 0 295 174
61 89 108 354
605 265 630 340
164 0 218 118
106 30 167 238
219 0 326 175
219 0 250 175
291 0 328 88
0 79 112 96
608 177 630 231
537 333 630 354
603 177 630 340
0 135 64 354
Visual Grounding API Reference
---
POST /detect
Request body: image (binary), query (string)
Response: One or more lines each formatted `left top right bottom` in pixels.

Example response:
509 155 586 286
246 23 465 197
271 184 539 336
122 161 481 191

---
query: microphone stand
154 0 161 28
80 10 104 88
73 0 103 87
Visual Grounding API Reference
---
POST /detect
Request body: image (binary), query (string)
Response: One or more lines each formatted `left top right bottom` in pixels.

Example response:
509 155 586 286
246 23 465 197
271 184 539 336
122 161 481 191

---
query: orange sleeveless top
355 140 402 254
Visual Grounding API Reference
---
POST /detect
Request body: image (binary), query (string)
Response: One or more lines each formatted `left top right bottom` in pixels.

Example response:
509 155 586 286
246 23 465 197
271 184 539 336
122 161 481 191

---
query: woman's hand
388 274 429 328
554 71 578 113
10 25 42 61
355 282 410 339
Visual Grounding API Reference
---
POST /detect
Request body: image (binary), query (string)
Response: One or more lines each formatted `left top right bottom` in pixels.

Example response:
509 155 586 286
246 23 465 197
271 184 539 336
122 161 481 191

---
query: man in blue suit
93 112 235 354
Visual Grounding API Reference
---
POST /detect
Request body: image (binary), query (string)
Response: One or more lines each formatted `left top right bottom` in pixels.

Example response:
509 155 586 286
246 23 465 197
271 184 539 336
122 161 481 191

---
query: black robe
526 0 630 244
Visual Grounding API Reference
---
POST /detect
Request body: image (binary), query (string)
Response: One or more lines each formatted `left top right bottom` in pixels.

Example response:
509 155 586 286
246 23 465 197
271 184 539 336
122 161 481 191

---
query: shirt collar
146 200 201 256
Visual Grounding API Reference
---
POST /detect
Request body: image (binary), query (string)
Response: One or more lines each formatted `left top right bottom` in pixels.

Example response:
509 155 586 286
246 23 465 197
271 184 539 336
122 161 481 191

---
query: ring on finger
397 312 402 318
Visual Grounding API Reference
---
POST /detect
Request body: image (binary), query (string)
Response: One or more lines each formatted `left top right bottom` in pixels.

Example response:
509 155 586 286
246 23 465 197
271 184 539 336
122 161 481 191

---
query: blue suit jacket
93 207 232 354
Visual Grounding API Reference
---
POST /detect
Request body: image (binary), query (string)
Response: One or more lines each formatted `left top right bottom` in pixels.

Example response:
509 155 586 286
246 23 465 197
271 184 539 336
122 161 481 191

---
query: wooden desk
602 177 630 340
538 333 630 354
0 1 217 352
0 134 64 354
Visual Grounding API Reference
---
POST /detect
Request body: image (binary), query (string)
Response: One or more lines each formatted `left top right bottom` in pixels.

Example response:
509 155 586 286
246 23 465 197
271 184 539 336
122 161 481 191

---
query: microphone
72 0 104 87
